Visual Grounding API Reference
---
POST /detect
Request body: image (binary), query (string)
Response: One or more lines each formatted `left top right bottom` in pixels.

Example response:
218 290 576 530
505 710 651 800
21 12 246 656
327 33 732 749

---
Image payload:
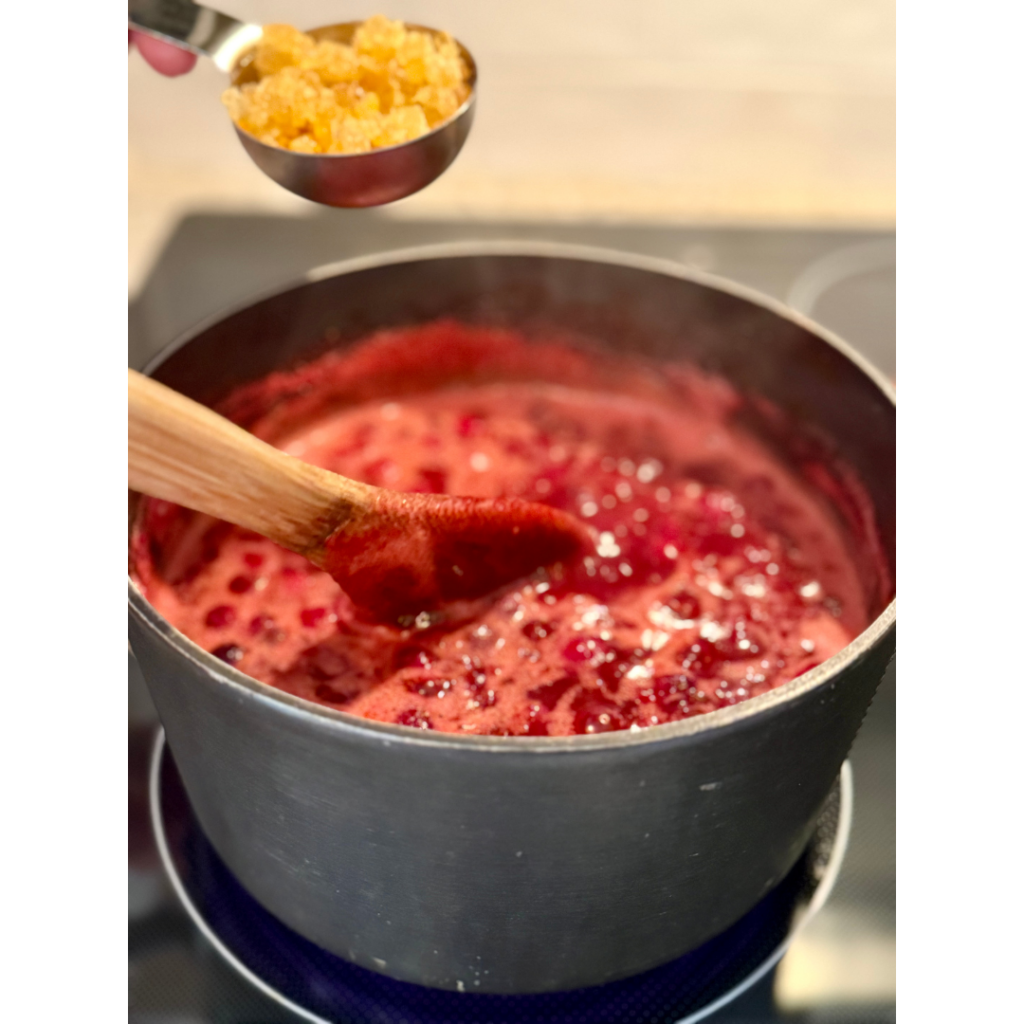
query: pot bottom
150 730 852 1022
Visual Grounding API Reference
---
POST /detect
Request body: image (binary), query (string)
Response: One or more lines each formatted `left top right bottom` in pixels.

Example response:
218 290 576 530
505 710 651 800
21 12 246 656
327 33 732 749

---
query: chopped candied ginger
352 14 407 61
254 24 316 77
301 41 360 86
378 105 431 146
330 116 377 155
288 134 320 153
227 66 337 150
222 16 471 154
413 85 465 127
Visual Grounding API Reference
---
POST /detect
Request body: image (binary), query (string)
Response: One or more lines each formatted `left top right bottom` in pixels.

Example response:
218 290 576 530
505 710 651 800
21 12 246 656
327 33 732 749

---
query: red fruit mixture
132 323 883 737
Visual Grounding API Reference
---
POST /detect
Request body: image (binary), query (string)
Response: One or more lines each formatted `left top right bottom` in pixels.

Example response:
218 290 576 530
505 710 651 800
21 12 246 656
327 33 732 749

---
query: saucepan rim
127 240 896 754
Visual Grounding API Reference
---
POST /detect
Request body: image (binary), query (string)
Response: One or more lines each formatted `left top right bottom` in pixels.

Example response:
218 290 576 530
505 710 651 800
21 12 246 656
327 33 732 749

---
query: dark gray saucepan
127 242 895 994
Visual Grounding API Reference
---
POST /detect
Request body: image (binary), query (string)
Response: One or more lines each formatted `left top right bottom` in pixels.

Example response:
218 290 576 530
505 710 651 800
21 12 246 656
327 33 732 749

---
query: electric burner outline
150 730 852 1024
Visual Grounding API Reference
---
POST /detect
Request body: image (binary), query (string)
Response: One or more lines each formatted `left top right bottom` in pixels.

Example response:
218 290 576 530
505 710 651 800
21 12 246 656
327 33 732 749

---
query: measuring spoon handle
128 0 261 71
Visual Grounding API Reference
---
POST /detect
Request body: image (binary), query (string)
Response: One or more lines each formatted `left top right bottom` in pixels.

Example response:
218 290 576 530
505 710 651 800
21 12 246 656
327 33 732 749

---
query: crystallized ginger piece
268 67 331 128
254 24 316 77
357 56 405 113
221 83 262 135
425 33 468 88
392 31 433 91
224 67 338 147
327 91 391 154
330 82 368 110
328 90 382 122
376 105 431 147
329 114 383 154
253 126 289 148
300 39 360 86
288 134 320 153
221 86 249 125
350 92 382 118
413 84 468 127
352 14 407 61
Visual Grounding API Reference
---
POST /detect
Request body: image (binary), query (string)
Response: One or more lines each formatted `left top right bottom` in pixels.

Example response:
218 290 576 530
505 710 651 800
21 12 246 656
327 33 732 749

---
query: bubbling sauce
132 323 881 737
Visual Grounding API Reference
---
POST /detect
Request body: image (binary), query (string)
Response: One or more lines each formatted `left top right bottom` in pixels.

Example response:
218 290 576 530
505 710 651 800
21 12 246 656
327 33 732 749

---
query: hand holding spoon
128 370 590 626
127 0 477 207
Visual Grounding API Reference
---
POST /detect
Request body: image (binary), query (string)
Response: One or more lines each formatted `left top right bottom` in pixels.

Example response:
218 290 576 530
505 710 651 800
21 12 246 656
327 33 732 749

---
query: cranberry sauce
132 326 869 737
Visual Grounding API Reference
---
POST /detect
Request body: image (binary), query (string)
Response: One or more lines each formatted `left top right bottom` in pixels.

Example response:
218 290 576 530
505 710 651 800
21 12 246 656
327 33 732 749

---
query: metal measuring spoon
128 0 477 207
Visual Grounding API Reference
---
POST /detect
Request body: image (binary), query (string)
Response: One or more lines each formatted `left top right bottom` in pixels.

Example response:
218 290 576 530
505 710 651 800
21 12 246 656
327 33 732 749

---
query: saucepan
128 242 896 994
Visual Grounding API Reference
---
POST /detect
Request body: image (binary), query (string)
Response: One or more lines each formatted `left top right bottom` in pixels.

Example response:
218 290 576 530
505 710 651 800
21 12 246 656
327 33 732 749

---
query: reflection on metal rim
785 240 897 317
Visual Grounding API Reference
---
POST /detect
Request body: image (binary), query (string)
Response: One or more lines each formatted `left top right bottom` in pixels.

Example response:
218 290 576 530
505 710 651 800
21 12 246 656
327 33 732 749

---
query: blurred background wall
128 0 895 296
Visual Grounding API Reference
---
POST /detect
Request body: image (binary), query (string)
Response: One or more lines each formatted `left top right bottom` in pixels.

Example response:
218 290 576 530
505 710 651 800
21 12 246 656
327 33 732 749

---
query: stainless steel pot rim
137 241 898 406
149 726 854 1021
129 240 896 754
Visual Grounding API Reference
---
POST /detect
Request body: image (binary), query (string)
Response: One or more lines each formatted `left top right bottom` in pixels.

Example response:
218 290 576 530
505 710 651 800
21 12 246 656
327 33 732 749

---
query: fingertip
134 33 198 77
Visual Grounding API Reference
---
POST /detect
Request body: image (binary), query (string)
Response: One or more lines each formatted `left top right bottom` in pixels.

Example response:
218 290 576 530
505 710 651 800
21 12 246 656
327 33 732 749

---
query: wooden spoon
128 369 591 624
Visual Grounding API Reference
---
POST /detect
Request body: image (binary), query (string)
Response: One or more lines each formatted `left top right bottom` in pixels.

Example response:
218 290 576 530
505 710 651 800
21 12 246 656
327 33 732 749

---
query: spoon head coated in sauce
128 361 585 630
320 494 593 627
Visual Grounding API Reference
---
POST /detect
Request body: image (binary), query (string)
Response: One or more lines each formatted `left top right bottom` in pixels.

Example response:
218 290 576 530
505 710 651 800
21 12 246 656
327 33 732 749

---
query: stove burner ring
150 729 852 1024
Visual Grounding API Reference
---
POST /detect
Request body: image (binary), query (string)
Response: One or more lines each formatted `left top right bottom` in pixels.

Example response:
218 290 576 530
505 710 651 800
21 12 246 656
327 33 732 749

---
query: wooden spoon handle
128 369 374 558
